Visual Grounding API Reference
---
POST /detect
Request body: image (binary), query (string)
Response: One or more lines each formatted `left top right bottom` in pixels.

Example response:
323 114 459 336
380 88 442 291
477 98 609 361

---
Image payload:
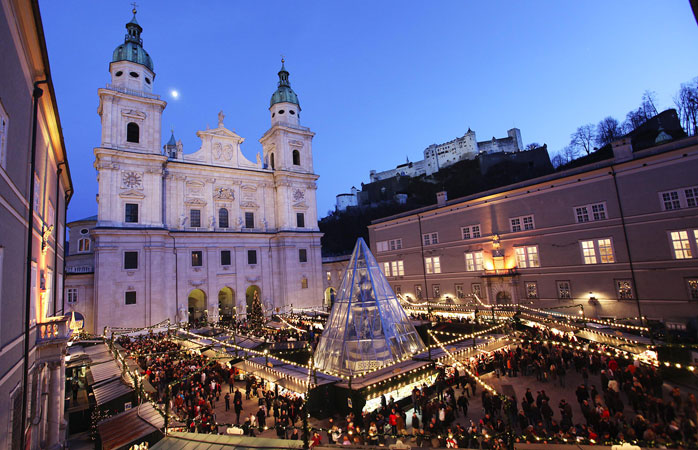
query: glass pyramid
314 238 426 377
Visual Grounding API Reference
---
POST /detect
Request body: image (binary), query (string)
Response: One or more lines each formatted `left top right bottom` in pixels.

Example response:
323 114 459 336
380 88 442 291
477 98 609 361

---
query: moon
170 90 179 99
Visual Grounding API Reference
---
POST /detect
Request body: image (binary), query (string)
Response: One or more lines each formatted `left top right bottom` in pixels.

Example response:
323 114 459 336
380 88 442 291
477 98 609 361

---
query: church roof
112 8 154 72
313 238 426 377
165 131 176 147
270 61 299 108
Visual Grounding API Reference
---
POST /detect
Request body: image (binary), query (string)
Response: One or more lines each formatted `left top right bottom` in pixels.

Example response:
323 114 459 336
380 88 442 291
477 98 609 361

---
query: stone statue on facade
210 215 216 228
180 214 187 227
256 152 261 166
218 110 225 127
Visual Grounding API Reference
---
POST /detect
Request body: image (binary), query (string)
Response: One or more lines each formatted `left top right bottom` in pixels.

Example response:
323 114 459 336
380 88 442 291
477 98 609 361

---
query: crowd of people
108 319 698 448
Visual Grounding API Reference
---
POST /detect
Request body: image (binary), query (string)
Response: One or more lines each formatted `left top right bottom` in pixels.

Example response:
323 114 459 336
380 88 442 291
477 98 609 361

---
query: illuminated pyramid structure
314 238 426 377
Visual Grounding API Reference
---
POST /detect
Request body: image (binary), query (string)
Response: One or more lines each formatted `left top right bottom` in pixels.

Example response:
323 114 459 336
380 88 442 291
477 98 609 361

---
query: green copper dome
270 61 299 108
112 9 154 72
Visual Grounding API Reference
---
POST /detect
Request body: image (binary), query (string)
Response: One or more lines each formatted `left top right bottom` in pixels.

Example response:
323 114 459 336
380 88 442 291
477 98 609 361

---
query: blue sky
40 1 698 221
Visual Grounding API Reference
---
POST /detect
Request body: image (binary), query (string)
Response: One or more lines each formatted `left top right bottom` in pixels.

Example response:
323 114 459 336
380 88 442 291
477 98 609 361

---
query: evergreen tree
248 290 264 330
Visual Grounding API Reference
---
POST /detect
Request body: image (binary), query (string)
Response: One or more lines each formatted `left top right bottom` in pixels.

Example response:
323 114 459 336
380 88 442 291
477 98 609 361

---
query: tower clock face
123 171 142 189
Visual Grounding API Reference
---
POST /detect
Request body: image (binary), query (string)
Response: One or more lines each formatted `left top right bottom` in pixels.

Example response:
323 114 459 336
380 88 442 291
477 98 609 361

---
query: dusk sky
39 1 698 222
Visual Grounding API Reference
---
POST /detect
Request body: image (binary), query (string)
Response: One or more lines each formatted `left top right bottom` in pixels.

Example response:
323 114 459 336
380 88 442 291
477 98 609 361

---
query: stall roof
85 343 113 364
575 329 649 353
334 358 432 390
152 431 304 449
233 356 340 394
88 359 122 386
93 378 133 406
98 402 164 450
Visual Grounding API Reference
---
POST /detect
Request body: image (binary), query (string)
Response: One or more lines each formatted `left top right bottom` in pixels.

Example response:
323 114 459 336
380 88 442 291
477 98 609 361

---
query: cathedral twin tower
89 9 323 330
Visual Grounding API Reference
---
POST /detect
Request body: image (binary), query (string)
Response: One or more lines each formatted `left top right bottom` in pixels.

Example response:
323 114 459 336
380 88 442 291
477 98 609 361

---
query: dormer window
127 122 139 143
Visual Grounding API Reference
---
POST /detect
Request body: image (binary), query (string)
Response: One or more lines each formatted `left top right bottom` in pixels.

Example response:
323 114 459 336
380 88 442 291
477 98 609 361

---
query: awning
98 402 164 450
575 329 648 354
93 378 133 406
233 356 340 394
151 431 304 449
84 343 114 364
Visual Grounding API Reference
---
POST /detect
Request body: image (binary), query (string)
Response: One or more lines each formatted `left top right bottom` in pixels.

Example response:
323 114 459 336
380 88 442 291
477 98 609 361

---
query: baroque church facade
83 10 323 332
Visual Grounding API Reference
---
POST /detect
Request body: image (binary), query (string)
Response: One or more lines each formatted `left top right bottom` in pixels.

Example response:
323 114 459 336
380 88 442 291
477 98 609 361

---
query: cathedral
78 9 323 332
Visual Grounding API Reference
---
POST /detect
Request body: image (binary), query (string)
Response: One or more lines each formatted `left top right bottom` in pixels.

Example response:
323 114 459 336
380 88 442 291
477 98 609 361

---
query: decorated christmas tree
248 289 265 330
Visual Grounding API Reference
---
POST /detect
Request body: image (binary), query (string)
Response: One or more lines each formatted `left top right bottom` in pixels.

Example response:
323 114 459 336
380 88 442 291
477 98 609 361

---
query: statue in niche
237 216 244 228
262 218 268 231
180 214 187 227
210 216 216 228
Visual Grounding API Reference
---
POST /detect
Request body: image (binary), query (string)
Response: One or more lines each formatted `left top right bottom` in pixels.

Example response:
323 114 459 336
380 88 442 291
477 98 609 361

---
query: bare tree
525 142 541 151
570 124 596 155
596 117 624 147
551 154 565 168
562 145 581 163
623 90 660 132
675 78 698 136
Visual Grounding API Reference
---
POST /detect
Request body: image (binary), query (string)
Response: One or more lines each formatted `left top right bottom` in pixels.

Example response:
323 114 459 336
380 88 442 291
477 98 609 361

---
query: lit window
391 260 404 276
326 271 331 281
515 246 540 268
525 281 538 299
670 231 693 259
301 277 308 289
383 262 391 276
557 281 571 299
190 209 201 228
191 251 203 267
67 288 78 304
616 279 633 300
464 251 483 271
425 256 441 274
688 279 698 300
422 232 439 246
581 239 615 264
462 225 481 240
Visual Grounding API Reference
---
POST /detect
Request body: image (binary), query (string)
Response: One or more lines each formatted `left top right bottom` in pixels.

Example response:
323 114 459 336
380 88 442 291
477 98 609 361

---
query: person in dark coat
233 389 243 424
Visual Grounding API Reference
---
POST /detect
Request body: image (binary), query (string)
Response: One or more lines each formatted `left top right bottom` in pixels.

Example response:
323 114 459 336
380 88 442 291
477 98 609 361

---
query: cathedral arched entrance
188 289 207 322
324 287 336 310
496 291 511 305
218 287 235 322
245 285 262 317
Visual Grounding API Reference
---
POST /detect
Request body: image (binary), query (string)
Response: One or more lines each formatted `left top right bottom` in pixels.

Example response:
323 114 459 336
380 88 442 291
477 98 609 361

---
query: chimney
611 137 633 163
436 191 448 206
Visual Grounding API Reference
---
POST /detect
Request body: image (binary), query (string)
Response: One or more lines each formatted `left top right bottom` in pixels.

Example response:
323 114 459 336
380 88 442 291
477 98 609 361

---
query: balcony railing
482 268 519 277
36 315 71 346
104 84 161 100
66 265 93 274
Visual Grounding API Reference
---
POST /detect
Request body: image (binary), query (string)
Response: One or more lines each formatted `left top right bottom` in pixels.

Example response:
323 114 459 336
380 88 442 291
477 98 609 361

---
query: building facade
321 254 350 309
369 133 698 327
86 10 323 333
64 216 96 333
0 1 74 448
368 127 523 182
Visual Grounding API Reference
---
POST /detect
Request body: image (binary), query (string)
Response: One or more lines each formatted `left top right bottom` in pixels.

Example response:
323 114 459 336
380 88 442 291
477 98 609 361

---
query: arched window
77 238 90 253
292 149 300 166
270 153 275 169
218 208 229 229
126 122 139 143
